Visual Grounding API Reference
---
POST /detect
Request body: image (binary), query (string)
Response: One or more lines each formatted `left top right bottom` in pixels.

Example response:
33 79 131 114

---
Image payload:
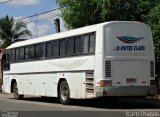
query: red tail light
98 80 112 87
150 80 156 85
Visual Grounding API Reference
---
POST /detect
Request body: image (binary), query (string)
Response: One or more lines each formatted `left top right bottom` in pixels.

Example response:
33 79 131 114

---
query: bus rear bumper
95 86 157 97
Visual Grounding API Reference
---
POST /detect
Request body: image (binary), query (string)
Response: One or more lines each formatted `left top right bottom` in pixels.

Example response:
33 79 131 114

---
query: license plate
126 78 136 83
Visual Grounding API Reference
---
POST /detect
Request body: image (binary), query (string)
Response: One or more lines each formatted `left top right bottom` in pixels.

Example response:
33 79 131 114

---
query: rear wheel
13 82 24 99
59 81 70 105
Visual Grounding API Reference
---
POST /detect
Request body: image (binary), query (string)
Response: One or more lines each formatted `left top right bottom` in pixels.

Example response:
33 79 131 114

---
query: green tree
57 0 158 29
145 3 160 90
0 15 32 48
57 0 101 29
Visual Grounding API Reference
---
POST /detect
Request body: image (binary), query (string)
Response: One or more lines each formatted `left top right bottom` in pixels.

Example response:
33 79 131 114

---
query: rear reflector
150 80 156 85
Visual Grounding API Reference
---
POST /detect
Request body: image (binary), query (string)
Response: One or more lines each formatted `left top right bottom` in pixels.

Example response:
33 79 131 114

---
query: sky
0 0 66 39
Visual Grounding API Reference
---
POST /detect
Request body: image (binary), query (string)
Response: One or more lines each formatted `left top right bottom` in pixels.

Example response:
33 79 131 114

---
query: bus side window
83 35 89 54
40 43 46 59
25 46 29 60
66 38 74 56
53 40 59 57
15 48 19 62
4 50 11 70
59 39 66 56
75 36 83 55
35 44 40 59
19 47 25 61
46 41 52 57
29 45 35 59
11 49 16 62
89 34 95 53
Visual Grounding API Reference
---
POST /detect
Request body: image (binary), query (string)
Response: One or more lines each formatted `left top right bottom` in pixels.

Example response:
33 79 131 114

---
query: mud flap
95 87 104 97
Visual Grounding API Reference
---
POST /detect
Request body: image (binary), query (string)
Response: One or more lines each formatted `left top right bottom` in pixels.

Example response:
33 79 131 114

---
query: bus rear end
96 22 157 97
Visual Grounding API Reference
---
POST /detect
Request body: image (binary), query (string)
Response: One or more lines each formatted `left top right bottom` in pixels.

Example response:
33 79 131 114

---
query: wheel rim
60 86 68 101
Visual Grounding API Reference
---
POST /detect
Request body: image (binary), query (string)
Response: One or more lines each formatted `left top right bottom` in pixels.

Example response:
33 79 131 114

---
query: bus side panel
15 72 86 99
45 73 59 97
28 74 45 96
2 75 12 93
14 73 85 98
14 74 56 97
27 74 57 96
17 75 29 95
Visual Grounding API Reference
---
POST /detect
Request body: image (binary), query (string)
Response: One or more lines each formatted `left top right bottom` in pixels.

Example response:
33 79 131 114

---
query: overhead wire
15 7 61 21
0 1 63 37
0 7 62 30
0 0 14 5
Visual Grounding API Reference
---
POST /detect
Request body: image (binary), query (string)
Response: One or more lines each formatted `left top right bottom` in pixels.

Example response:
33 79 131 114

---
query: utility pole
36 12 39 37
54 18 60 33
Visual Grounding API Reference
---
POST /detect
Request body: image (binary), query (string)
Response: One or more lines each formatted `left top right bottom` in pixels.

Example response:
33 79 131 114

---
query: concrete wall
0 49 4 91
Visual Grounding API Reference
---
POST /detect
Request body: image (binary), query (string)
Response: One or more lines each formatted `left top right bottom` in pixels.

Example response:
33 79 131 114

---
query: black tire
13 82 24 99
59 81 70 105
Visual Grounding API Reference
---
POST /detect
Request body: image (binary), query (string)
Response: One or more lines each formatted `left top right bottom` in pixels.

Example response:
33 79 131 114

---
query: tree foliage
57 0 101 29
145 3 160 84
57 0 158 29
0 15 32 48
146 4 160 61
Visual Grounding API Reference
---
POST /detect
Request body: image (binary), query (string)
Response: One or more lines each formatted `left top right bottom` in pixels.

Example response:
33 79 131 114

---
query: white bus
2 21 157 104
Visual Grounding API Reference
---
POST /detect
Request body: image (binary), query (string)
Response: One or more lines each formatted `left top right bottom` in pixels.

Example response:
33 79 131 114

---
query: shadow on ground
11 96 160 109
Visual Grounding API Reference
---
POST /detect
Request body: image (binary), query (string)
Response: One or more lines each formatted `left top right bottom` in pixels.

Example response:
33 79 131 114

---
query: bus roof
6 21 146 49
